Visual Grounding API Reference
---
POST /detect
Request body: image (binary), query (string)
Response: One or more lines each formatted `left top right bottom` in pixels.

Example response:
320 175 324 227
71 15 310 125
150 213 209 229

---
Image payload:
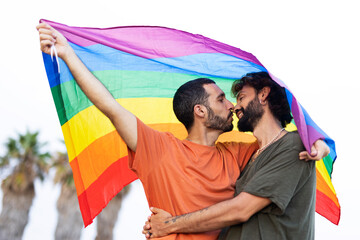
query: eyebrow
236 91 245 100
217 92 226 99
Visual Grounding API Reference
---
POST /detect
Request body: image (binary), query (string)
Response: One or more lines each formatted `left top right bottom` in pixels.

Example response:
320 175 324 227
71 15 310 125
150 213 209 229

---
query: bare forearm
61 47 137 150
62 48 118 117
149 192 271 237
165 198 244 234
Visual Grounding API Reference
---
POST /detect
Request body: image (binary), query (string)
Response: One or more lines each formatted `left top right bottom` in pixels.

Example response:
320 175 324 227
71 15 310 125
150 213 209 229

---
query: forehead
236 85 256 98
203 83 224 97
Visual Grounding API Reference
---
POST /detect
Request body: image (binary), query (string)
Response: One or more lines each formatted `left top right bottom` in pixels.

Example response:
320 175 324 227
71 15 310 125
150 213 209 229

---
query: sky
1 0 359 239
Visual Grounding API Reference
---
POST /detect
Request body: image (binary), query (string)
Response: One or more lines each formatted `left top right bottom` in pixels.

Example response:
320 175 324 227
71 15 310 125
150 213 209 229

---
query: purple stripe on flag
269 72 288 88
307 124 326 147
40 19 265 67
291 98 311 152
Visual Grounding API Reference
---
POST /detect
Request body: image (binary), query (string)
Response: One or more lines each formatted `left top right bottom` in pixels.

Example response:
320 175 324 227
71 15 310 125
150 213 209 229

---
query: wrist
60 45 75 62
165 217 179 234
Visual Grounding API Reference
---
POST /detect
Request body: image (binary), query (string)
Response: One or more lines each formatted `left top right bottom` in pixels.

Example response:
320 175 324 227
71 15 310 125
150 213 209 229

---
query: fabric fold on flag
40 19 340 226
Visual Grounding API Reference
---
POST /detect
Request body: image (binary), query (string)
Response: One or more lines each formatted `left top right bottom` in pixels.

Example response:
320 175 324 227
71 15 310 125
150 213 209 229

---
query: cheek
235 102 245 110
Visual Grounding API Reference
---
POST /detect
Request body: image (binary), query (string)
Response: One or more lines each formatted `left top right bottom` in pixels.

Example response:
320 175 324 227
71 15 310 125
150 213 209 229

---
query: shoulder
272 132 315 171
281 131 305 152
258 132 306 167
136 117 182 144
216 141 258 169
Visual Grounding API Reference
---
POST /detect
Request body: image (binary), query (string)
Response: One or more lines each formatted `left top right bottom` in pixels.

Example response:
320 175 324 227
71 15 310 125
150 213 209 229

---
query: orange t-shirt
128 118 257 240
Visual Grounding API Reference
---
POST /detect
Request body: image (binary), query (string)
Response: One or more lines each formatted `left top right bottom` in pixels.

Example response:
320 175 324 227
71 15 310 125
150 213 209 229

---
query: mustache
234 108 245 115
228 111 234 119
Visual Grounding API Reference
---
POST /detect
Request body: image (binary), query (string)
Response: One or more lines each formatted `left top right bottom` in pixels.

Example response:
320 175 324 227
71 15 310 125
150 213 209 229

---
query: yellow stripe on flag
63 98 177 161
316 160 337 195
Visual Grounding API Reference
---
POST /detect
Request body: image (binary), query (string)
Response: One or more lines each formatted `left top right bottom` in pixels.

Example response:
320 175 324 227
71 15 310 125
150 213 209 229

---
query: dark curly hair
231 72 292 127
173 78 215 131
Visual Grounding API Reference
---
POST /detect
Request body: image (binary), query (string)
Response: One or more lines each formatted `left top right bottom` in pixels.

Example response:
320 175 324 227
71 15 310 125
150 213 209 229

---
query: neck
186 123 222 146
253 114 284 149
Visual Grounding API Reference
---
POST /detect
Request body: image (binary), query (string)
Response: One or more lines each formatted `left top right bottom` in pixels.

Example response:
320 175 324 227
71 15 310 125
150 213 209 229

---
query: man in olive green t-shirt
219 130 315 239
144 72 322 240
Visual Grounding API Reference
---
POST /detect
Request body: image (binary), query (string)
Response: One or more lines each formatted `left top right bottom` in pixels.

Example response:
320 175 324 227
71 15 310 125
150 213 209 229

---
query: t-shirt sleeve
242 148 314 215
127 118 167 178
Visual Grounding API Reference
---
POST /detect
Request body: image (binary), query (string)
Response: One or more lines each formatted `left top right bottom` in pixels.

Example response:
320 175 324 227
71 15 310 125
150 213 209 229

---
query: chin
237 123 253 133
223 125 234 133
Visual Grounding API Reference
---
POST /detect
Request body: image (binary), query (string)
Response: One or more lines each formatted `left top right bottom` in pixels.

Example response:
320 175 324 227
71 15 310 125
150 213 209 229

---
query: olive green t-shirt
220 132 316 240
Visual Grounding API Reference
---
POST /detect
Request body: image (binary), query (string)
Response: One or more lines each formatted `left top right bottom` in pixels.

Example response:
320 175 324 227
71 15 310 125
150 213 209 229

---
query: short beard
237 96 264 132
205 106 233 133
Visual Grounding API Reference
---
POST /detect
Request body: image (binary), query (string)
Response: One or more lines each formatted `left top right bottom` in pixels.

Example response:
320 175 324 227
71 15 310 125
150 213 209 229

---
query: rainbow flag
40 19 340 226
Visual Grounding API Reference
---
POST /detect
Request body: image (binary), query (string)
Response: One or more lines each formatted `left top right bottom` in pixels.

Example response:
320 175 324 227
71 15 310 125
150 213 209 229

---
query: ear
194 104 206 118
258 86 271 104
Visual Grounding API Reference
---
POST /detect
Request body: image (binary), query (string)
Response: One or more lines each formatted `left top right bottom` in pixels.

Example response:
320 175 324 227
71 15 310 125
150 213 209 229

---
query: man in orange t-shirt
126 78 257 240
128 118 257 240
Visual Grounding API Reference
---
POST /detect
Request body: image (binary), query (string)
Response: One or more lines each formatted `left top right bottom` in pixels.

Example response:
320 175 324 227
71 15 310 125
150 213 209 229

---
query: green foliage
51 142 74 187
0 130 51 193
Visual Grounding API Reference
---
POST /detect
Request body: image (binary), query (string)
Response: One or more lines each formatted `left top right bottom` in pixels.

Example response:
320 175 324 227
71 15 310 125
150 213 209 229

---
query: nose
234 102 241 112
227 99 234 111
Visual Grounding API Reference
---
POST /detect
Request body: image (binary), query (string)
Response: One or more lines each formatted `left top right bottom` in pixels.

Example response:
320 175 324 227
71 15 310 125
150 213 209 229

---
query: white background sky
1 0 359 239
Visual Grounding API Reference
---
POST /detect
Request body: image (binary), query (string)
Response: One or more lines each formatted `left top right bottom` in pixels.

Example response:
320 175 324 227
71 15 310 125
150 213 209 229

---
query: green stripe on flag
52 70 238 125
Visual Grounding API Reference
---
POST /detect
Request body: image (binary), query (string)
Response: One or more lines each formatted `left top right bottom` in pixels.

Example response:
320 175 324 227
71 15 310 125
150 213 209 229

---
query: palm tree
52 145 131 240
95 185 130 240
52 149 83 240
0 130 50 240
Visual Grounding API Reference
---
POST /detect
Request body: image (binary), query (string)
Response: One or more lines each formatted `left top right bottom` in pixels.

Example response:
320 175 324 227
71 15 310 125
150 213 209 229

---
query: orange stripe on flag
316 168 340 207
70 130 128 194
70 123 186 196
217 131 256 143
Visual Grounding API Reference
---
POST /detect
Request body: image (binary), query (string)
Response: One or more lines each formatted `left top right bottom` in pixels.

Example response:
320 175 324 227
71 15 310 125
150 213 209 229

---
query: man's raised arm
37 23 137 151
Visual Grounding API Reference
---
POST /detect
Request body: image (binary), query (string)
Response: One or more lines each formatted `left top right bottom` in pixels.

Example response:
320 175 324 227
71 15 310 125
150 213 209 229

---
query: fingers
37 23 61 43
150 207 167 214
143 222 151 230
299 149 320 161
38 25 56 40
299 151 308 160
142 221 152 239
299 151 311 161
36 22 52 31
37 24 56 53
142 228 151 234
39 38 55 54
299 139 330 161
315 139 330 157
39 32 56 44
38 27 55 36
142 229 152 239
310 145 318 157
299 151 317 161
150 207 159 214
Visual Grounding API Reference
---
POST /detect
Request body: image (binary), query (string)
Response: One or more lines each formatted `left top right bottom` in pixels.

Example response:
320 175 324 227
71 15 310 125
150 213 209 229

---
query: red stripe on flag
77 155 138 227
316 189 341 225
